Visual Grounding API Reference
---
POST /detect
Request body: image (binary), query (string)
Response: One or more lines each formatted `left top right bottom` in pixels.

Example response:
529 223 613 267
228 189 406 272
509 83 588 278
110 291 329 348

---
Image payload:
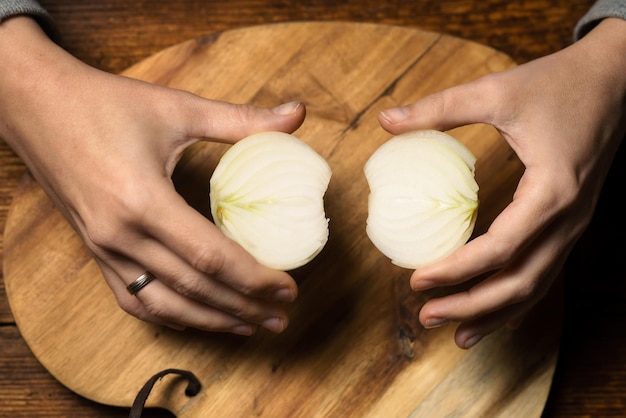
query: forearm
0 16 91 170
572 17 626 138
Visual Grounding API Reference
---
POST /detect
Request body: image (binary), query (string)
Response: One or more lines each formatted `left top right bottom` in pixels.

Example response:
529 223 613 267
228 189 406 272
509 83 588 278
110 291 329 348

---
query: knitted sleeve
575 0 626 39
0 0 58 39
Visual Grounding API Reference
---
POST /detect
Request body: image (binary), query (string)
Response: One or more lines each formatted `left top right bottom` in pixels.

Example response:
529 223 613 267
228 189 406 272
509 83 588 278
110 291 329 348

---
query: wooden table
1 1 625 416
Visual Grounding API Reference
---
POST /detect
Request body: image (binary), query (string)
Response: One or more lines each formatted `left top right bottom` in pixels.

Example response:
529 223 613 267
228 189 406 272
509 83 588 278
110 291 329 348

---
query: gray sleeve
0 0 58 39
575 0 626 39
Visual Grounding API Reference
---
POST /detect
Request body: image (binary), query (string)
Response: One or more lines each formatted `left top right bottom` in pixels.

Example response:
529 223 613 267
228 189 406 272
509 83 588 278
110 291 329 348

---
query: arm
0 0 57 38
379 16 626 349
0 15 305 334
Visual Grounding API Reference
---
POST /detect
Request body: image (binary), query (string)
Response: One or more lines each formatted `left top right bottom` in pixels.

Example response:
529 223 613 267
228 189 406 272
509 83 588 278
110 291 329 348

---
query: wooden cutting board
3 22 561 417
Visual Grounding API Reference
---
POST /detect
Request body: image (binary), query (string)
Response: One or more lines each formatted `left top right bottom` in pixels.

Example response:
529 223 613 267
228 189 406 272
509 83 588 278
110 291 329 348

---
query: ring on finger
127 271 156 295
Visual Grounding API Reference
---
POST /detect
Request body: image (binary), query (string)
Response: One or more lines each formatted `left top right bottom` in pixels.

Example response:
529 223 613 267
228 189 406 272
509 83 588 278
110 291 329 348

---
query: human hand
0 17 305 335
378 18 626 349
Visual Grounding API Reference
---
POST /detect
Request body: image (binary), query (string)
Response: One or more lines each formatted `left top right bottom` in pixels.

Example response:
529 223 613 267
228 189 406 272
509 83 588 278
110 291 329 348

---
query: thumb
378 75 499 135
186 97 306 143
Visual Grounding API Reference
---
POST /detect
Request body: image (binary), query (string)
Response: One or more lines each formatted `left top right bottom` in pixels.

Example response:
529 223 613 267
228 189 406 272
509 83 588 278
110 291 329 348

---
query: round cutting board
4 22 561 417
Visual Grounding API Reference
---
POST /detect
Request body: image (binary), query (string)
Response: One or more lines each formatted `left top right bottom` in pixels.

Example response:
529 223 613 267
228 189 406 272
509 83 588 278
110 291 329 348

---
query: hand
378 18 626 349
0 17 305 335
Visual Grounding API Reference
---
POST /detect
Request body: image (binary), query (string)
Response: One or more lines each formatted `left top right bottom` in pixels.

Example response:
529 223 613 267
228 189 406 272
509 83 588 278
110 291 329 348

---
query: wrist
576 18 626 100
0 16 84 158
0 15 60 84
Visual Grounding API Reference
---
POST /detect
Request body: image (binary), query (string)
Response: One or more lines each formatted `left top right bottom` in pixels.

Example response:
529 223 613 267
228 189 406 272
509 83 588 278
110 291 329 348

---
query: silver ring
127 271 155 295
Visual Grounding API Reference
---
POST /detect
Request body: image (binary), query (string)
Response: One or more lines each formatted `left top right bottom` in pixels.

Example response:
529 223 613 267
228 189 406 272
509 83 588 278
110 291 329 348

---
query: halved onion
210 131 332 271
365 130 479 268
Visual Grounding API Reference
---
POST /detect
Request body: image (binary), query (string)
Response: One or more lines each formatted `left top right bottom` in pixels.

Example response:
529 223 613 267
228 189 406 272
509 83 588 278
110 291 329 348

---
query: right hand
377 17 626 348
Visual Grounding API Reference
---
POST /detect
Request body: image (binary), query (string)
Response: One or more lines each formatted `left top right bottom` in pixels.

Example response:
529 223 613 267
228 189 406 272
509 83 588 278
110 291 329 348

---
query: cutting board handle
129 368 201 418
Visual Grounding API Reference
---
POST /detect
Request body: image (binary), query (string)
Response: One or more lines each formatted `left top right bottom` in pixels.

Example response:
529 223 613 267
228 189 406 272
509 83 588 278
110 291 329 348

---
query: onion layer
365 130 479 269
210 131 332 271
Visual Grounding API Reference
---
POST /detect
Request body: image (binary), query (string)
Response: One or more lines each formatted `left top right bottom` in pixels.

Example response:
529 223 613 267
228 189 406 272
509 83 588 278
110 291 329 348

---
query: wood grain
3 21 560 417
37 0 593 73
2 1 625 417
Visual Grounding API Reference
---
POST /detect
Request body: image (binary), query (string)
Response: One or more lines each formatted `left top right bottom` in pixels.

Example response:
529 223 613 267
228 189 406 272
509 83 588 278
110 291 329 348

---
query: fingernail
379 107 409 123
423 318 448 329
463 334 483 349
262 317 287 333
231 324 256 336
273 288 296 303
412 280 435 291
272 101 301 115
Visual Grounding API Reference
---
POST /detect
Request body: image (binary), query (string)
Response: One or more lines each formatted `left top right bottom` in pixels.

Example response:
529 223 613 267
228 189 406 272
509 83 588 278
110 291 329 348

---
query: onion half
365 130 479 269
209 131 332 271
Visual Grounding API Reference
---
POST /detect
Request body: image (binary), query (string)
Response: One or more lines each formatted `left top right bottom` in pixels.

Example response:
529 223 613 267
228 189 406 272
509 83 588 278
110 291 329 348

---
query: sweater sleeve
575 0 626 39
0 0 58 39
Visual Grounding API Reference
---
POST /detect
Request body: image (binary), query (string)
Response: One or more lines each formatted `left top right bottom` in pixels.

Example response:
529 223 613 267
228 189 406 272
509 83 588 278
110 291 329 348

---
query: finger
98 262 184 330
378 74 501 134
142 186 299 303
452 303 530 349
136 280 262 335
417 227 565 330
100 234 291 333
418 268 540 328
99 260 261 335
184 97 306 143
411 170 560 291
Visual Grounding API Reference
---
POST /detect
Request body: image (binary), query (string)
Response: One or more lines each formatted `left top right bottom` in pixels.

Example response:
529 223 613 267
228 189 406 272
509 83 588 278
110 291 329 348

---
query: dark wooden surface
1 1 625 417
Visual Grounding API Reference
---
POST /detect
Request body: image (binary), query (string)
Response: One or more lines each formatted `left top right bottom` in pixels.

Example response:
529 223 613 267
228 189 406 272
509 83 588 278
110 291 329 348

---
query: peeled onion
365 130 479 269
209 131 331 271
